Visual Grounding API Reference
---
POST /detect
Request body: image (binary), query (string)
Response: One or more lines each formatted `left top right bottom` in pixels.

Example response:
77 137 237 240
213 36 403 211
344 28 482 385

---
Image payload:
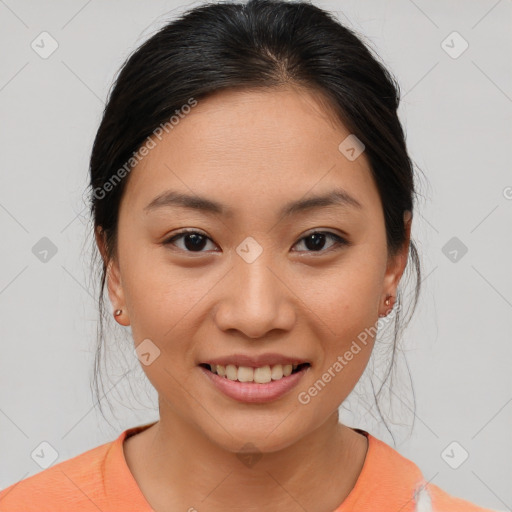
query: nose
213 250 296 339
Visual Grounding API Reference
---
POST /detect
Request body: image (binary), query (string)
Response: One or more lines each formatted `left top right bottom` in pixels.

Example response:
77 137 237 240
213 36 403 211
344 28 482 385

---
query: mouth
198 361 311 403
199 362 311 383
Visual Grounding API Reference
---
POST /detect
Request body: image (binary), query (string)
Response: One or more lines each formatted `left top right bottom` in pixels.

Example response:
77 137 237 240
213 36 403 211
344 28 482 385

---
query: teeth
208 363 305 382
237 366 253 382
271 364 283 380
254 366 271 384
226 364 237 380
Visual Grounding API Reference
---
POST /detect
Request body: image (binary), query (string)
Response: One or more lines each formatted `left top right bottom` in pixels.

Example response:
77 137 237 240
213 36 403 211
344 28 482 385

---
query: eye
163 229 349 254
292 231 348 253
163 229 217 253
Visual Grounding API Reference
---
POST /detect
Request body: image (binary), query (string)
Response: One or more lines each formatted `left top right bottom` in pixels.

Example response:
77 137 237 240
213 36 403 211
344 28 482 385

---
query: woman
0 0 499 510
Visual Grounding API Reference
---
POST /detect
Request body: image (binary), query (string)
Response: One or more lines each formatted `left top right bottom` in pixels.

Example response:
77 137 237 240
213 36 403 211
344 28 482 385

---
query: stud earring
379 295 394 318
114 309 122 317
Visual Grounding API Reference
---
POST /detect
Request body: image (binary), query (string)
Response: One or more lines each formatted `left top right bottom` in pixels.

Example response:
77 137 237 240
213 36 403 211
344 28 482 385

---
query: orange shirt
0 422 498 512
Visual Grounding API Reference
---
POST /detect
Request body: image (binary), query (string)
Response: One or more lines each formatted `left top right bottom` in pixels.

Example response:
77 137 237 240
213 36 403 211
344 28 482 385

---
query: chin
197 410 314 455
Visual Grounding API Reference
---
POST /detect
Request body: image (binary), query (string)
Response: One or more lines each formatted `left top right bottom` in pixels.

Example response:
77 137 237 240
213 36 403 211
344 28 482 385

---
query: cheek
307 250 384 376
311 255 383 335
117 238 190 340
124 266 199 343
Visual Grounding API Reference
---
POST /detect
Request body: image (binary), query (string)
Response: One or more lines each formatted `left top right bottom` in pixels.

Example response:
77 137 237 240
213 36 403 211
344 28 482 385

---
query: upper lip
201 353 310 368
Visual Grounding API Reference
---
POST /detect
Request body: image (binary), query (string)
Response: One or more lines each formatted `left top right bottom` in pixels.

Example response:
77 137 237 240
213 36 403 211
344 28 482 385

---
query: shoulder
346 430 500 512
0 436 117 511
424 482 502 512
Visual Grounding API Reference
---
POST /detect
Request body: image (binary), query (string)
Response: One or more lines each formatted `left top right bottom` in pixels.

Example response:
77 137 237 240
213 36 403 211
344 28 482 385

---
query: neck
125 405 368 511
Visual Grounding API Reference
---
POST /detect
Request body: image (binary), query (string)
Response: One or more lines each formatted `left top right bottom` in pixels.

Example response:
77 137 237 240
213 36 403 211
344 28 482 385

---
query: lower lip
199 365 309 403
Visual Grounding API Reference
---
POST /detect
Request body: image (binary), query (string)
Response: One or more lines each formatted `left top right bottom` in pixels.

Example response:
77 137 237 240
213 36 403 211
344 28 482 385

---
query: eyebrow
144 187 363 218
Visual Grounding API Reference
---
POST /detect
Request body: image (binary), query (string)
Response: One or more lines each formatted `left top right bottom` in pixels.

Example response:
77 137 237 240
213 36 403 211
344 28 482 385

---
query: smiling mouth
199 362 310 383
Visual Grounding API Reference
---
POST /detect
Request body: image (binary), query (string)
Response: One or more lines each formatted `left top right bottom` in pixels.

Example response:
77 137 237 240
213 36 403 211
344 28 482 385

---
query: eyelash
162 229 349 255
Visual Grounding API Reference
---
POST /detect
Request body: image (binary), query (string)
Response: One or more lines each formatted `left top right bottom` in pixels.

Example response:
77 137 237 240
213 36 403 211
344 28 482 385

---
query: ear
381 210 412 311
95 226 130 326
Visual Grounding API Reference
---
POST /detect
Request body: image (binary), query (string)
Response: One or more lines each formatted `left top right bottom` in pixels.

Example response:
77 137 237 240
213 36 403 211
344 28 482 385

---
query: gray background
0 0 510 510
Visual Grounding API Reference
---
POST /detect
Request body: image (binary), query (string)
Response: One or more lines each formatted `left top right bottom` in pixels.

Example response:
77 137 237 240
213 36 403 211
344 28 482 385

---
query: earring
379 295 394 318
114 309 122 317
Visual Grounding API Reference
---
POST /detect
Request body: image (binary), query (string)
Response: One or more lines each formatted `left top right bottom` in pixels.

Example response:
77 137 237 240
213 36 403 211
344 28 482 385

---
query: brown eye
163 229 348 254
293 231 348 253
164 230 216 252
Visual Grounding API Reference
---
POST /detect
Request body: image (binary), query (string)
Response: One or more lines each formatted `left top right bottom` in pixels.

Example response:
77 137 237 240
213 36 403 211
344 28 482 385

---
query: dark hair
88 0 425 442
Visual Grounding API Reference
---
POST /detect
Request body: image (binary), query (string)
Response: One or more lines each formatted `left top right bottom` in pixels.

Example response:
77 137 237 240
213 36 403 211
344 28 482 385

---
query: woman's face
103 86 409 453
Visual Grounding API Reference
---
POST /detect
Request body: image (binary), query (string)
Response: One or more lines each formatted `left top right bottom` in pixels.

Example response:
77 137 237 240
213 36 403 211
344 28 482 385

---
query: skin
96 85 411 511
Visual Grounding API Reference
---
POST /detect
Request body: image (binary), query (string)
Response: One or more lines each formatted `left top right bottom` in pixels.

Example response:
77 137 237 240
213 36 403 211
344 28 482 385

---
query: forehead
121 86 380 218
